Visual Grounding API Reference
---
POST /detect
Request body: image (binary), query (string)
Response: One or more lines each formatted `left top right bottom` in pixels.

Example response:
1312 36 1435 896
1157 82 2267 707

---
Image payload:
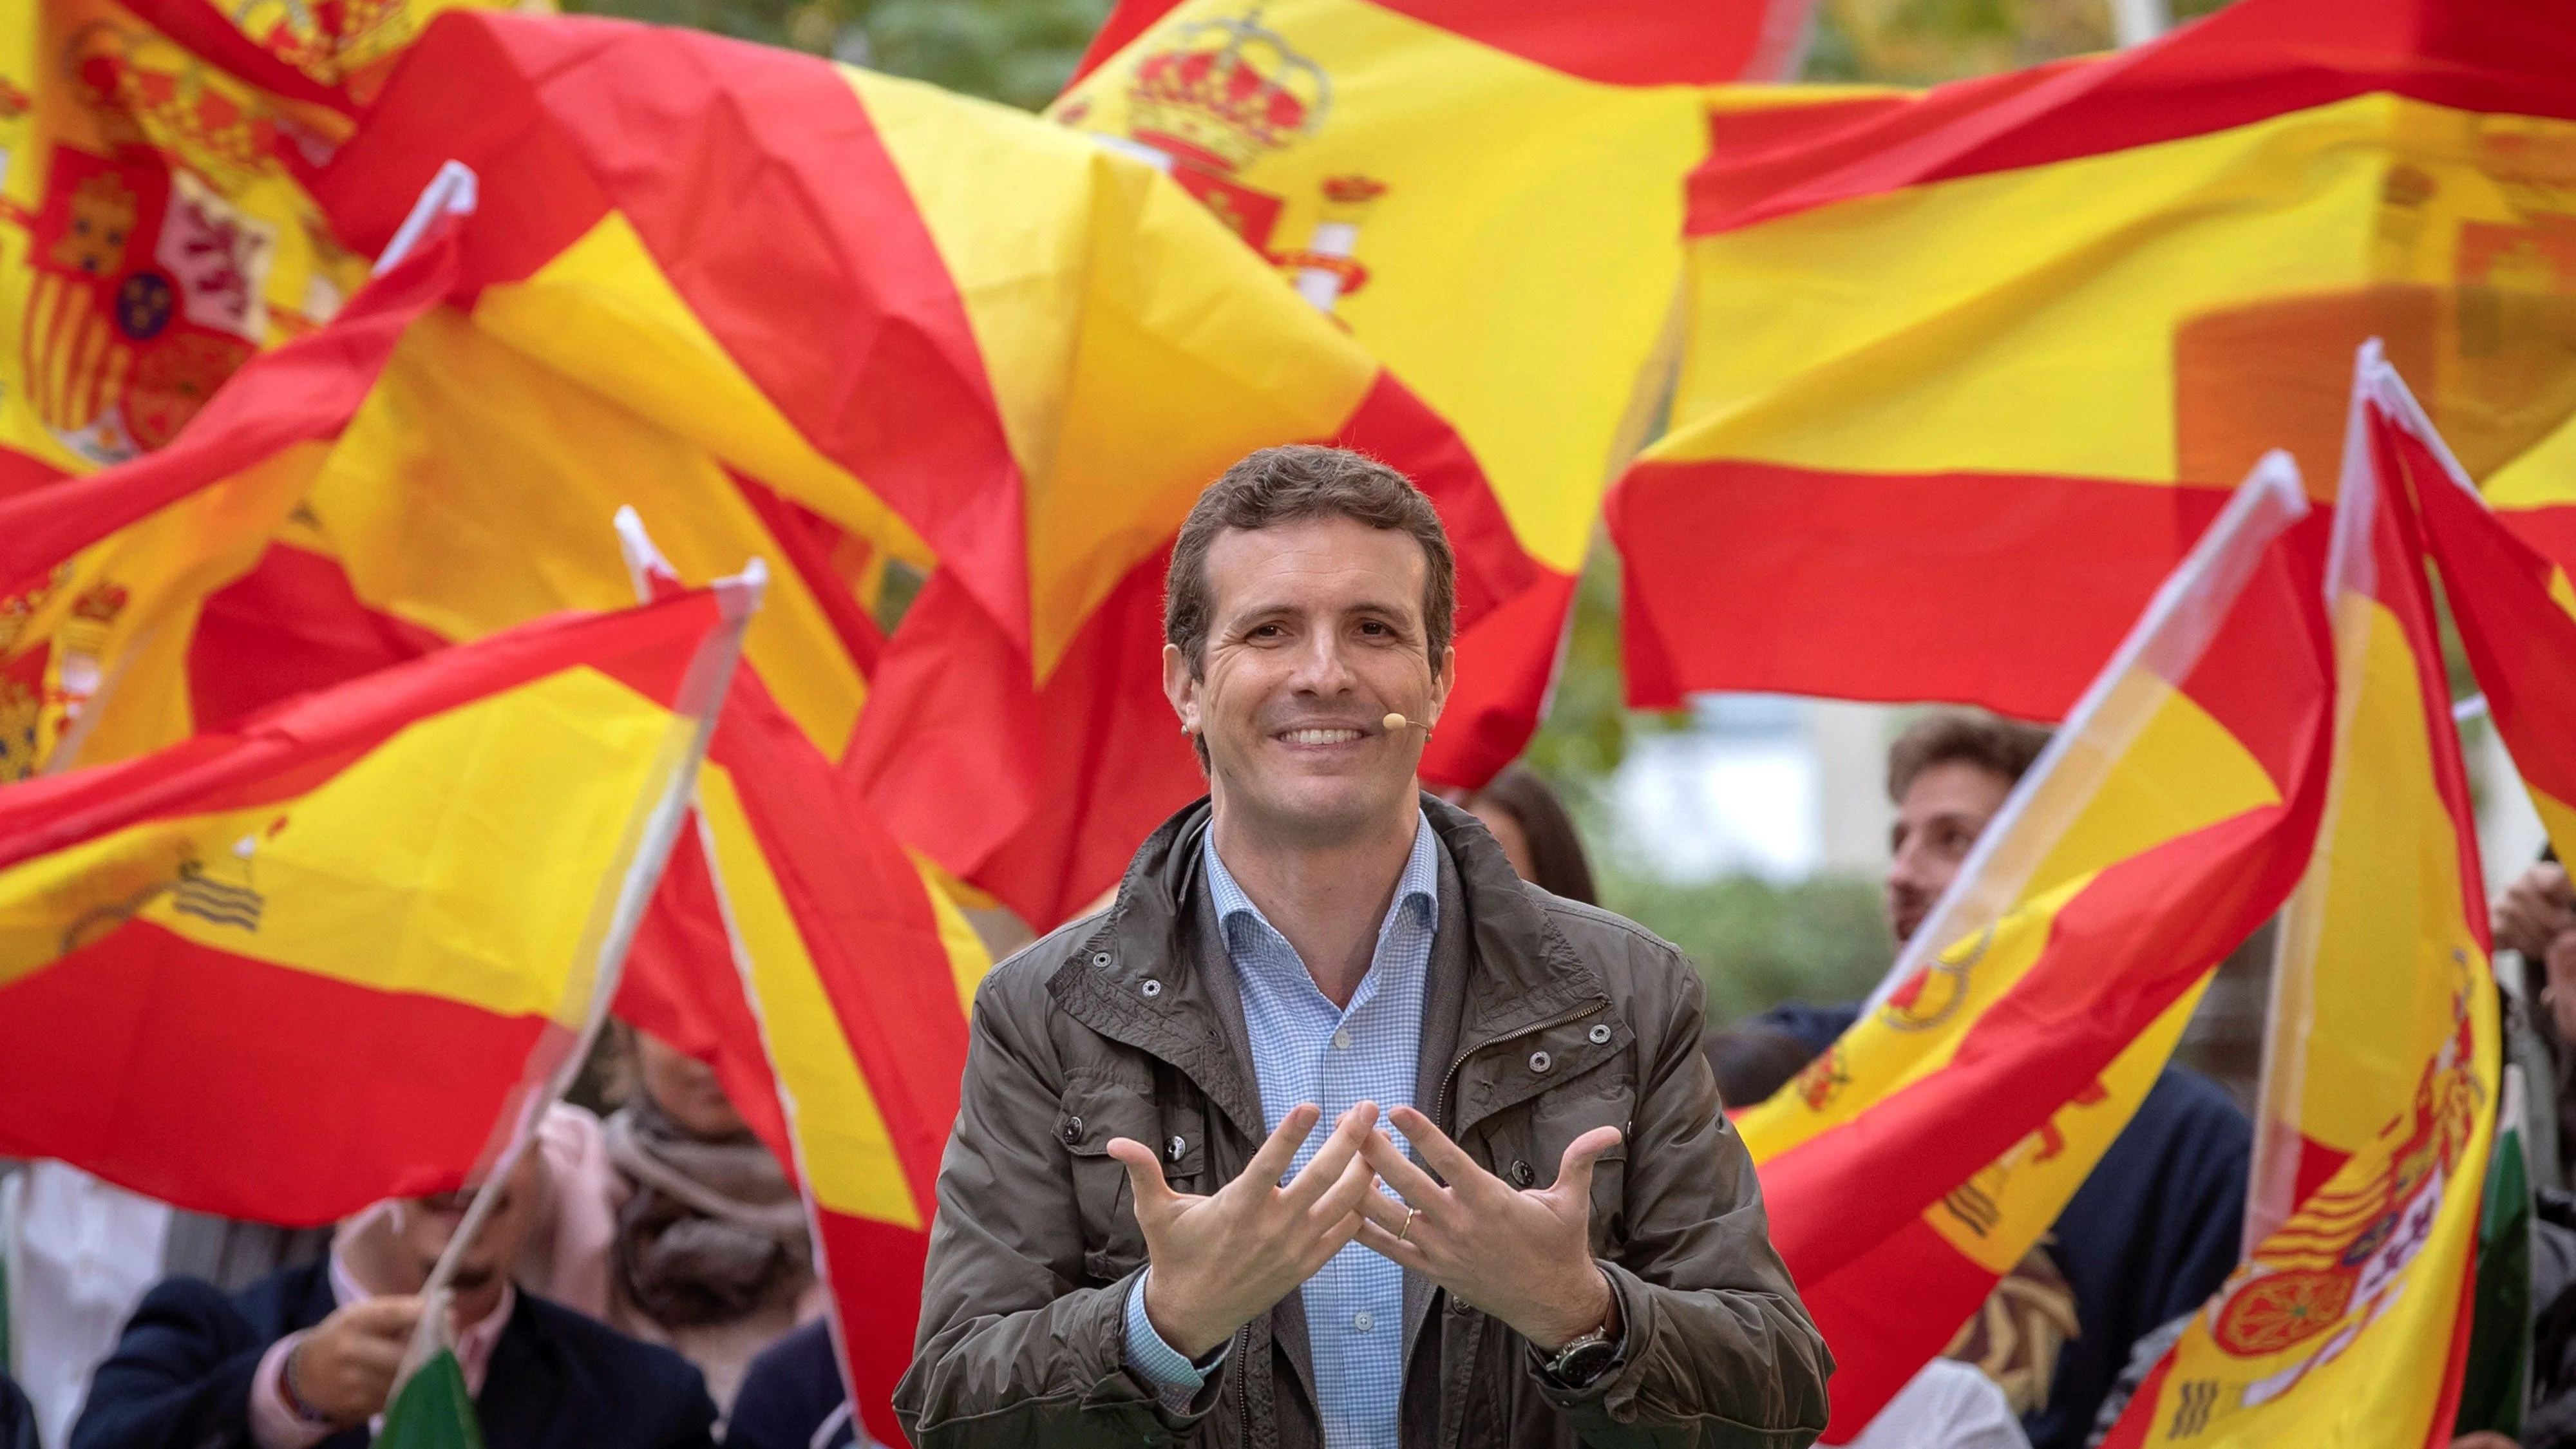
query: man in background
1755 711 2250 1449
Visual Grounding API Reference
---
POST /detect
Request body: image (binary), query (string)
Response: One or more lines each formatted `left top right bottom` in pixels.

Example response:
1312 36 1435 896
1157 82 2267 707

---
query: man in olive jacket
895 446 1830 1448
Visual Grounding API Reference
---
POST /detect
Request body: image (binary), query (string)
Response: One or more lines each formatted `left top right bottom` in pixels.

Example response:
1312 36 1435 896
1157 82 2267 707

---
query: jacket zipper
1431 1003 1605 1133
1235 1321 1253 1446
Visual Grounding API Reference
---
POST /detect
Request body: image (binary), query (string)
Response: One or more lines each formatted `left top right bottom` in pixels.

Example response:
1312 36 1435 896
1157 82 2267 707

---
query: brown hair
1466 764 1598 905
1886 710 2053 803
1164 444 1456 680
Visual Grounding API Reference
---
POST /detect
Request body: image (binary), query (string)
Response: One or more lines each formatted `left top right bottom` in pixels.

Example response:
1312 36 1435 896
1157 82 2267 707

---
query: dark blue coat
726 1320 858 1449
1758 1001 2251 1449
70 1260 717 1449
2 1367 38 1449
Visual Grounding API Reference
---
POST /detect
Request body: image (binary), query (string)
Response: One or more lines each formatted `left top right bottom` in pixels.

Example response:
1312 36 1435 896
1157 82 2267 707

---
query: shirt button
1352 1311 1374 1333
1332 1028 1352 1050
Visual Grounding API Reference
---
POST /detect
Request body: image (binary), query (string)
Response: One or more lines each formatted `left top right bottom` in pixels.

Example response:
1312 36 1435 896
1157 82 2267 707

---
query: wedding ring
1397 1206 1419 1244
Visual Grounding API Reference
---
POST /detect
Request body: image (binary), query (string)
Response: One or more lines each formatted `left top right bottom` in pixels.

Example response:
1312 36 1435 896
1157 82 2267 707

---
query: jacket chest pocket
1057 1075 1208 1285
1481 1066 1636 1257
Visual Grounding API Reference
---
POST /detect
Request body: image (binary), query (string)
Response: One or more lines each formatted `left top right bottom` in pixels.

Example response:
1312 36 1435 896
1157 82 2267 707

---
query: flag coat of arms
1054 0 1812 782
2103 346 2497 1446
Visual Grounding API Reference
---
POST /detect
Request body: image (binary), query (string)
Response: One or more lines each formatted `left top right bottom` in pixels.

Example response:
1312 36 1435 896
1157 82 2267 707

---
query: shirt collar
1202 807 1441 956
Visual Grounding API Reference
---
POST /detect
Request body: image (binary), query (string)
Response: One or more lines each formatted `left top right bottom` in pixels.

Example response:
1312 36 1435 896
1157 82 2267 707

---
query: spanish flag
0 575 759 1225
1611 0 2576 723
305 10 1531 929
1052 0 1808 782
0 0 393 486
2101 346 2496 1447
2394 358 2576 865
1739 455 2338 1435
0 171 469 779
618 520 990 1447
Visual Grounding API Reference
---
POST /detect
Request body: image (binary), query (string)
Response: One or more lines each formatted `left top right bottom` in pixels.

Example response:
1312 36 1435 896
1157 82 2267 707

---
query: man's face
1164 515 1453 847
1884 760 2014 945
395 1146 545 1302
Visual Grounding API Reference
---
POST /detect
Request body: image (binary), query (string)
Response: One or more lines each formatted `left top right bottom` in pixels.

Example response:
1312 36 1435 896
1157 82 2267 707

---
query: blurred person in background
2 1363 35 1449
533 1027 825 1425
72 1144 716 1449
1754 711 2248 1449
726 1320 876 1449
1455 764 1598 905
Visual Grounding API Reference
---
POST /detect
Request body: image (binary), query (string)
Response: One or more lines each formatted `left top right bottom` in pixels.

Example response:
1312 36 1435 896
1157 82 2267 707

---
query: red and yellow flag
1609 0 2576 722
0 0 397 486
2398 358 2576 865
617 523 989 1448
305 10 1532 928
2103 346 2497 1446
0 578 757 1225
1738 456 2338 1435
1052 0 1810 782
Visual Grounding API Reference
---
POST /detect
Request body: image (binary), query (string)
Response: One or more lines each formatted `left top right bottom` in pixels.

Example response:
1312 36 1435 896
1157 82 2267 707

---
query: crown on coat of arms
1126 6 1329 173
71 581 129 624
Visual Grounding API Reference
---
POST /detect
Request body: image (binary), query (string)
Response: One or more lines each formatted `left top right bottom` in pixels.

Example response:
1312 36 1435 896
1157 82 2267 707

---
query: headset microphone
1383 712 1424 734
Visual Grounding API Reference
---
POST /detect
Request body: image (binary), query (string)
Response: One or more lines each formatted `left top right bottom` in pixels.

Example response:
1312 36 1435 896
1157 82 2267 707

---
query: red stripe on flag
188 542 447 733
618 822 797 1166
1609 459 2232 719
0 222 463 600
1420 567 1574 790
815 1210 929 1449
1689 0 2576 236
0 591 725 869
2417 477 2576 815
328 13 1035 650
711 668 970 1212
0 921 547 1225
728 475 884 680
1765 802 2326 1284
1791 1214 2003 1437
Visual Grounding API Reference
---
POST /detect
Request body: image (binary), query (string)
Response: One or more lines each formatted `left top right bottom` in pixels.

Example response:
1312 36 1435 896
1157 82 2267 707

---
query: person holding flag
71 1150 718 1449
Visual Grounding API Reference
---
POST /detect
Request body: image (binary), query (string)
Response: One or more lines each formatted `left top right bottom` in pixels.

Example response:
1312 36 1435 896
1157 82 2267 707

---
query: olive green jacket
895 794 1831 1448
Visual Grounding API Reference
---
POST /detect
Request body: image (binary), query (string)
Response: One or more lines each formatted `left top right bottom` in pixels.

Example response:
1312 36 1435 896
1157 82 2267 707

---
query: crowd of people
1 443 2571 1447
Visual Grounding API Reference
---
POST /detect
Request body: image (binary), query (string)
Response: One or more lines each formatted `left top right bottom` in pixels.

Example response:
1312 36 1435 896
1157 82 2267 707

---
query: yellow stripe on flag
695 764 922 1229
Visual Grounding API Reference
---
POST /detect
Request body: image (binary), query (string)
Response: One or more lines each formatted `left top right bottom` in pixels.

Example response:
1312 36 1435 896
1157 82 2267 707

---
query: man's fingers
1244 1103 1324 1188
1549 1126 1624 1202
1283 1102 1380 1209
1359 1129 1447 1206
1387 1106 1486 1186
347 1295 424 1339
1105 1137 1178 1217
1306 1151 1379 1227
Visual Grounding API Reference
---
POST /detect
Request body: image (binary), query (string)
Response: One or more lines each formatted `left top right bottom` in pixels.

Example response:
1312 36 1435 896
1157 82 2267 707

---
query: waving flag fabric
2392 361 2576 864
1610 0 2576 722
1052 0 1811 782
301 11 1530 929
0 579 755 1225
0 0 382 488
1738 456 2337 1435
620 520 989 1446
2104 347 2496 1448
0 180 466 782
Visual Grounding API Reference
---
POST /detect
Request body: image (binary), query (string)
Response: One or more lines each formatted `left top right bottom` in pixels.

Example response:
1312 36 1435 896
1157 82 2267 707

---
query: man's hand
2496 862 2574 960
288 1295 423 1425
1355 1105 1620 1353
1107 1101 1381 1358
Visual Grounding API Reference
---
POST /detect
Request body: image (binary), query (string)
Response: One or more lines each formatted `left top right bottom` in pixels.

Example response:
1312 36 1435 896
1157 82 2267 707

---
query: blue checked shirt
1122 811 1440 1448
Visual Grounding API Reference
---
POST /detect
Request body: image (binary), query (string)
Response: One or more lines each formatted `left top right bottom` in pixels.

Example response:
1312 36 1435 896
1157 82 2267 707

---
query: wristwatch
1545 1323 1621 1388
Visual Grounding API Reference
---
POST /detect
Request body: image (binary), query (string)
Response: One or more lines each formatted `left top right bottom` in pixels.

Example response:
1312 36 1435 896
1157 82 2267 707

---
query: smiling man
896 446 1829 1449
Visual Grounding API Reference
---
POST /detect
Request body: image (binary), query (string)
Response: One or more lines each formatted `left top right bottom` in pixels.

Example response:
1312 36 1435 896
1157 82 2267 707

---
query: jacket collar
1047 791 1615 1137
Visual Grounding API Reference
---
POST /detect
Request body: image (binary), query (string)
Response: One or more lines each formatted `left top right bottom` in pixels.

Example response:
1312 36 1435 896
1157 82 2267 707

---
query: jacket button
1141 979 1163 998
1528 1050 1552 1074
1061 1117 1083 1144
1589 1024 1613 1045
1167 1135 1186 1162
1090 951 1111 967
1510 1159 1535 1188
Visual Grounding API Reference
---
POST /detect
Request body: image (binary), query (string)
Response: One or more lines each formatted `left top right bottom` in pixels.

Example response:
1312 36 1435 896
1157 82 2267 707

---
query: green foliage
562 0 1115 111
1600 870 1893 1025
